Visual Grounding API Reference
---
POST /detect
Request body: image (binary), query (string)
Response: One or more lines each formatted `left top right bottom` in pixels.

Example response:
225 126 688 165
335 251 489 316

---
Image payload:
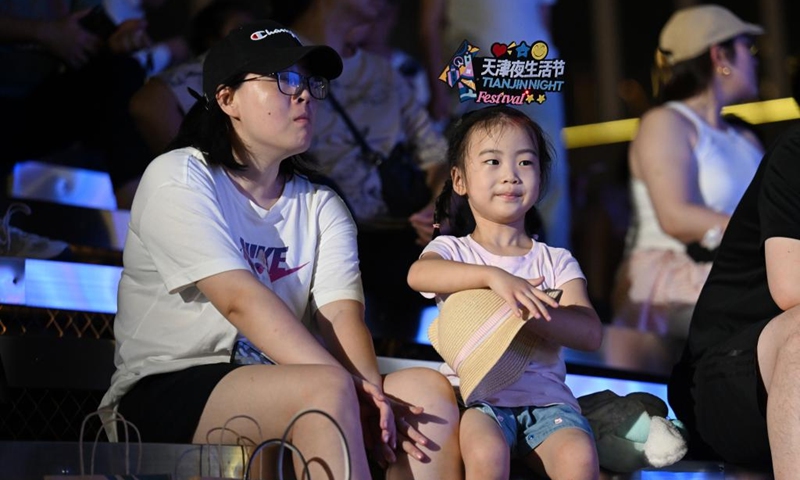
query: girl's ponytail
432 178 454 239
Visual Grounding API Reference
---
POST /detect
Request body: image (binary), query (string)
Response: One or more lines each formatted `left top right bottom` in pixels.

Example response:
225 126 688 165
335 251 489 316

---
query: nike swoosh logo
268 262 309 282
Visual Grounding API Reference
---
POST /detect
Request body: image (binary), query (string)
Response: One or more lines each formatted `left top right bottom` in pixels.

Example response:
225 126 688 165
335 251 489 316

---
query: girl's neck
470 223 533 256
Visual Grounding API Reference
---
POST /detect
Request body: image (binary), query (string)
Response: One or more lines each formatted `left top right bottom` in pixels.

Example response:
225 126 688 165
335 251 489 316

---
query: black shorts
117 363 241 443
690 319 771 469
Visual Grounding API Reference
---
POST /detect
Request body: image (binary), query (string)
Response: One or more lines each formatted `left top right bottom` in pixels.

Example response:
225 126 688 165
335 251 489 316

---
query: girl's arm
521 278 603 352
408 252 559 319
408 252 502 293
410 253 601 350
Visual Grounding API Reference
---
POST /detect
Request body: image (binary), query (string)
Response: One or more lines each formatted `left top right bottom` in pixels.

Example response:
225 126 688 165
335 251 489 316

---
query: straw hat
658 4 763 65
428 289 539 405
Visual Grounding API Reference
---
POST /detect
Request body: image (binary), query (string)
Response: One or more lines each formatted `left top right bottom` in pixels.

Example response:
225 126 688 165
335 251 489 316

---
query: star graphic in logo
516 41 531 58
536 93 547 104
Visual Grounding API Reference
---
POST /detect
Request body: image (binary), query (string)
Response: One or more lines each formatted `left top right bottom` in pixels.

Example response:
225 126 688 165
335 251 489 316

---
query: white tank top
629 101 763 252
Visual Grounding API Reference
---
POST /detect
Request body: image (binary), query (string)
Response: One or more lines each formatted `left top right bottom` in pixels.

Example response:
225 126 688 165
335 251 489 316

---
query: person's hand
107 18 151 54
352 376 397 466
353 376 432 468
40 10 103 69
389 396 431 464
409 204 435 246
488 270 560 320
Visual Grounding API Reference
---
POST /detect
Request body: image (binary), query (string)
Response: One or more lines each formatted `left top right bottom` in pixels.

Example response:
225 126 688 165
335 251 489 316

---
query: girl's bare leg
383 367 463 480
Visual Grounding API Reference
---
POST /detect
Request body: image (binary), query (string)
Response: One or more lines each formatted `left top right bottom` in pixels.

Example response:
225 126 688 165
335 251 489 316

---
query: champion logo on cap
250 28 299 42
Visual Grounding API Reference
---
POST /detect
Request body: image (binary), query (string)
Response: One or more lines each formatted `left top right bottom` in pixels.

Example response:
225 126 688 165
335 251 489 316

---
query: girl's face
220 65 316 159
452 122 541 227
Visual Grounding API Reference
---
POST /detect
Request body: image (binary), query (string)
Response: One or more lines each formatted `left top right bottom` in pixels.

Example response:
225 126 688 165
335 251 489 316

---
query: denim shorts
470 403 593 458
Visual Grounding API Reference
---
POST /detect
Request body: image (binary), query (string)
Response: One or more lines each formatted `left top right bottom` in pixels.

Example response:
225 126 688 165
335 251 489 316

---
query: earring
717 66 731 76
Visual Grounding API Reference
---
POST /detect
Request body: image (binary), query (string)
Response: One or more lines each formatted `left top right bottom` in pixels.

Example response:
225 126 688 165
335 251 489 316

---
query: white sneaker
0 203 69 259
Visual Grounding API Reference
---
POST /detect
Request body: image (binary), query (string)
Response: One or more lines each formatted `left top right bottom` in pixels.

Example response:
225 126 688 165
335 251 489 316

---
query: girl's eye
519 159 537 166
484 159 499 165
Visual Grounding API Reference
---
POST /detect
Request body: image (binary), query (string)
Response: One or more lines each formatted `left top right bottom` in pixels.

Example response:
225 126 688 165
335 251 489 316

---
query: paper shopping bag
244 409 350 480
184 414 261 480
44 409 171 480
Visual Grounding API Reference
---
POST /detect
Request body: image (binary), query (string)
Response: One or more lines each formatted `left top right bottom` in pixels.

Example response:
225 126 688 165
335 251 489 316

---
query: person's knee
385 367 458 415
314 365 358 405
463 440 509 477
534 430 598 480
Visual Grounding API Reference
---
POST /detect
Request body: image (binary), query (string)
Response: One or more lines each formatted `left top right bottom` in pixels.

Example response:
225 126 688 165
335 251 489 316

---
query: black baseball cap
202 20 343 100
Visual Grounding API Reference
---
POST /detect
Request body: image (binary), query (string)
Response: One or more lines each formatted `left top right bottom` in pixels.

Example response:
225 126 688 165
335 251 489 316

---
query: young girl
407 105 603 480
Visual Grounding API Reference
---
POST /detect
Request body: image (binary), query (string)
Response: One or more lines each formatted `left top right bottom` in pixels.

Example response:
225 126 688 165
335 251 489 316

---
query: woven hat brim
427 289 539 404
460 322 538 404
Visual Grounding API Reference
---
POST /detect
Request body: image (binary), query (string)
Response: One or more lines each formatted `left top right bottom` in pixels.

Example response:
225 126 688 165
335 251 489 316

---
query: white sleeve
309 190 364 311
136 179 248 294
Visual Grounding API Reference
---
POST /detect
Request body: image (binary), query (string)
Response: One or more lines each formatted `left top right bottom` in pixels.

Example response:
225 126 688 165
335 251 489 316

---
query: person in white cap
612 4 765 355
99 20 461 480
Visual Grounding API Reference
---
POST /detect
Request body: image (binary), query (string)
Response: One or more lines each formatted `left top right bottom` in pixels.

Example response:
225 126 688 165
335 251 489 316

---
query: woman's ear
216 87 237 116
709 44 733 71
452 166 467 196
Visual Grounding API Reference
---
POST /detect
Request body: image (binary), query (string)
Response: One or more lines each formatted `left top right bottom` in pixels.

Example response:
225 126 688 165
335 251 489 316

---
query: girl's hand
488 271 559 320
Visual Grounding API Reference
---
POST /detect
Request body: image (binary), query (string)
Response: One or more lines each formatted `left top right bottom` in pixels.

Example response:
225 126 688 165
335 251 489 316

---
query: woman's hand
488 270 560 320
352 376 397 466
390 397 431 464
353 376 432 467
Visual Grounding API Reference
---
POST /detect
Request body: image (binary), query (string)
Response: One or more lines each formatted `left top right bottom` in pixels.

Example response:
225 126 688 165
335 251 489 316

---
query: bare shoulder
630 106 696 176
634 106 695 142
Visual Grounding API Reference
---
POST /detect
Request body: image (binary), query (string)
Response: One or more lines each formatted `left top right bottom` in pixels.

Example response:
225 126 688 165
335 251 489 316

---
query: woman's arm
197 269 341 366
630 107 730 244
316 299 382 386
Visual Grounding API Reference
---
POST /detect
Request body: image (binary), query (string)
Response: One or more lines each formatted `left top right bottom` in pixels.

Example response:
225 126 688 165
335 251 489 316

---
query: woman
612 5 765 351
99 20 461 480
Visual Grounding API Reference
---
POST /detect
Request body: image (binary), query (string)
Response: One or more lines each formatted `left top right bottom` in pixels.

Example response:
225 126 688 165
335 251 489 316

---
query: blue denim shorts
470 403 593 458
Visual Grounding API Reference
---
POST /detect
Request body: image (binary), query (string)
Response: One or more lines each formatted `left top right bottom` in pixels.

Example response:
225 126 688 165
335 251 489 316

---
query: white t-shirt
422 234 583 410
100 147 364 412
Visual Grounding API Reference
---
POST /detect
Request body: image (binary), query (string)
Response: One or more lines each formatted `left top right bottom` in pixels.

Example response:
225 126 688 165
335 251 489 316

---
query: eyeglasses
240 71 330 100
